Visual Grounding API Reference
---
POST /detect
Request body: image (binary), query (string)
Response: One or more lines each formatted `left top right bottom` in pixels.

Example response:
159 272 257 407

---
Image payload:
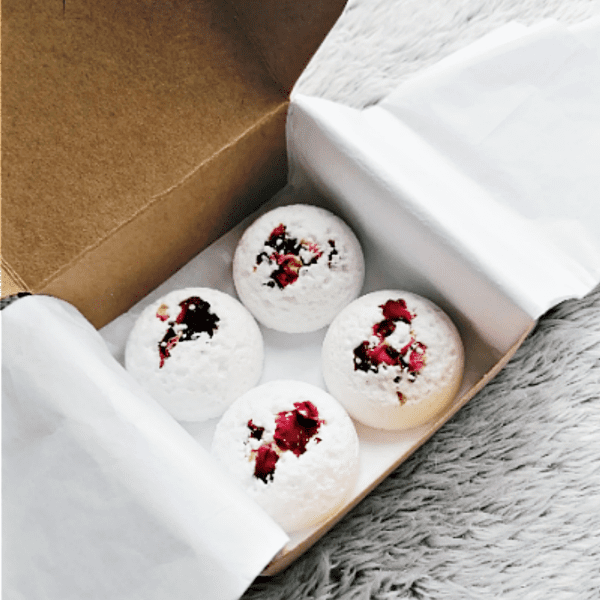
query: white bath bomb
211 380 360 533
322 290 464 430
233 204 365 333
125 288 264 422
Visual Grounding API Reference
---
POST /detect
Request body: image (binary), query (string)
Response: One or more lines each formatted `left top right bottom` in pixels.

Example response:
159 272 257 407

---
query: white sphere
125 287 264 422
211 380 360 532
322 290 464 430
233 204 365 333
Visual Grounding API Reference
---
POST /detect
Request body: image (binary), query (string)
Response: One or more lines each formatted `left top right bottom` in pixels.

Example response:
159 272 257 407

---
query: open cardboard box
4 0 600 592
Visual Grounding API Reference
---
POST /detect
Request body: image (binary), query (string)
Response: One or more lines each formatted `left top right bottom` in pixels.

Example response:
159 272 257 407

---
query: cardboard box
2 0 347 327
4 0 599 585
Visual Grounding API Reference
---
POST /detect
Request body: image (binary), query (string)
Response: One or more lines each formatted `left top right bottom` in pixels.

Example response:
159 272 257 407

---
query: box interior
97 183 537 575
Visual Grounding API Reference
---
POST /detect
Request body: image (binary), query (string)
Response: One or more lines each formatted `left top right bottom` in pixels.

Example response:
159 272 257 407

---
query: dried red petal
380 299 413 324
273 270 299 288
263 226 326 288
304 241 323 259
269 224 286 239
280 254 303 269
274 413 307 456
274 401 322 457
254 444 279 483
156 304 170 322
158 333 180 368
408 342 427 373
293 401 320 425
373 319 396 339
400 337 415 356
353 341 372 372
367 343 399 366
247 420 265 441
272 254 302 288
157 296 219 367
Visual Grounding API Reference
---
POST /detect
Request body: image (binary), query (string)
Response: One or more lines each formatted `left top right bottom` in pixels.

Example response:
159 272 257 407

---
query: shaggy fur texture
243 1 600 598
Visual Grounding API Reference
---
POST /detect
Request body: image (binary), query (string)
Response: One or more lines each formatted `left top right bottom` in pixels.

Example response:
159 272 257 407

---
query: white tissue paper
288 18 600 355
2 295 288 600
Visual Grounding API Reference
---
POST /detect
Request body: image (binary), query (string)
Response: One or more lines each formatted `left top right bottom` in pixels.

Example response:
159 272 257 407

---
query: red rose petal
400 337 415 356
380 299 413 324
304 241 323 258
408 342 427 373
294 401 320 425
367 343 398 366
247 420 265 441
274 401 322 457
272 254 302 288
269 224 286 239
373 319 396 339
254 444 279 483
157 296 219 367
158 333 180 368
250 401 323 483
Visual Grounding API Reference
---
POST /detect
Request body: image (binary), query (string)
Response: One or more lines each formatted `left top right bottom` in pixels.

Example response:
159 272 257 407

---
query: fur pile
244 0 600 598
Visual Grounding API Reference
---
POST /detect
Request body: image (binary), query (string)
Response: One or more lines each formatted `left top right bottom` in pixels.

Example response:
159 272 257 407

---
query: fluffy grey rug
243 1 600 598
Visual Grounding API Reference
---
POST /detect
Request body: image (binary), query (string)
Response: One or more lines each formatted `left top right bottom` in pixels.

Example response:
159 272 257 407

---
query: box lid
1 0 346 327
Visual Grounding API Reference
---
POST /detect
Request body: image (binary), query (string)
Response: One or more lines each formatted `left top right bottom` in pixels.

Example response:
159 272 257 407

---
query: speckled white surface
322 290 464 430
125 287 264 422
211 380 360 533
233 204 365 333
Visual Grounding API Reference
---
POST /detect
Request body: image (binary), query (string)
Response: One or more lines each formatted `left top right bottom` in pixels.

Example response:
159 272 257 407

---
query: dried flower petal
156 304 170 322
259 224 325 289
400 337 415 356
274 401 322 457
157 296 219 368
373 319 396 339
158 332 180 368
408 342 427 373
254 444 279 483
269 224 286 240
247 420 265 441
367 343 399 367
380 299 413 324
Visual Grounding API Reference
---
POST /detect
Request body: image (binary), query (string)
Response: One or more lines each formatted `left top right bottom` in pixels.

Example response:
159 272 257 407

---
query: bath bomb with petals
322 290 464 430
125 287 264 422
233 204 365 333
211 380 360 533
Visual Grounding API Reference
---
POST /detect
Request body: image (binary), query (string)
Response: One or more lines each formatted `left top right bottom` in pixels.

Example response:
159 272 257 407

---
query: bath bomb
233 204 365 333
125 287 264 422
322 290 464 430
211 380 360 533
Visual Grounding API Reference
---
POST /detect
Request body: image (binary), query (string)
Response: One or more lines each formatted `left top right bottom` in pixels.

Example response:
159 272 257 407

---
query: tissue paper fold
2 295 288 600
287 19 600 354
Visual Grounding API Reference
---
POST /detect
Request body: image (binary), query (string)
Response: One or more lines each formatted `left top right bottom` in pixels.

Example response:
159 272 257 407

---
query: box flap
230 0 348 94
1 0 345 326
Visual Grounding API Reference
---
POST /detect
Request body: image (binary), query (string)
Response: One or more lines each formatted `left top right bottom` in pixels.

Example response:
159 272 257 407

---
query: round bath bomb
125 287 264 422
322 290 464 430
211 380 360 533
233 204 365 333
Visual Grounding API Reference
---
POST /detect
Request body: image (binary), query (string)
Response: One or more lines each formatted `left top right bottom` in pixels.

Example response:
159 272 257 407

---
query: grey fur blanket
244 1 600 598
